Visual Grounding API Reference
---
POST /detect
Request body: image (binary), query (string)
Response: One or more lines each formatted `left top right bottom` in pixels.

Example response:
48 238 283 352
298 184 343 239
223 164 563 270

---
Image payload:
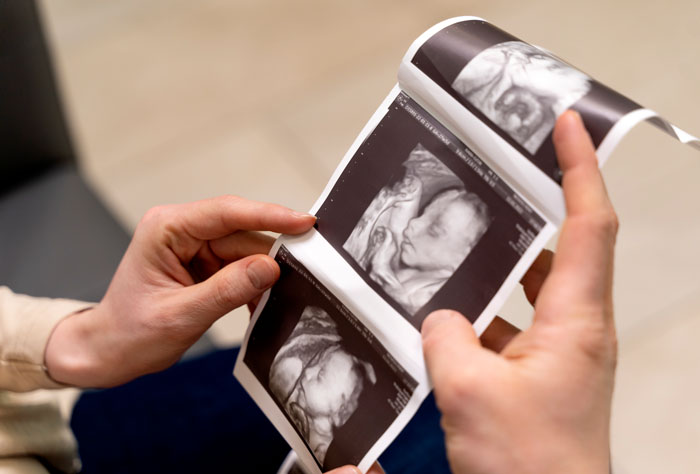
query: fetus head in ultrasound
269 306 377 466
400 188 489 273
343 144 491 315
452 41 591 154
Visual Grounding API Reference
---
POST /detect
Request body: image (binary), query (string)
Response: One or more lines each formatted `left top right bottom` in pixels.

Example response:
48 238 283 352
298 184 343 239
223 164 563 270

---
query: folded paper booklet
234 17 699 474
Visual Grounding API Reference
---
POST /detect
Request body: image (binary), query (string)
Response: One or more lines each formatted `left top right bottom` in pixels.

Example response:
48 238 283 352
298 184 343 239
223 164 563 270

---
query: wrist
527 434 611 474
449 429 610 474
44 306 111 387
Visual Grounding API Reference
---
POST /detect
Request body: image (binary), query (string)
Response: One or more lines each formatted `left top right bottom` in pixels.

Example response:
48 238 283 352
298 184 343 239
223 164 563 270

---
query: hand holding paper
422 111 617 474
45 196 315 388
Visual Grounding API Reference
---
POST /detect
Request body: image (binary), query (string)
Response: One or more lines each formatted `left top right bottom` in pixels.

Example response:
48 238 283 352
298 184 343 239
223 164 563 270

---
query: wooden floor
40 1 700 472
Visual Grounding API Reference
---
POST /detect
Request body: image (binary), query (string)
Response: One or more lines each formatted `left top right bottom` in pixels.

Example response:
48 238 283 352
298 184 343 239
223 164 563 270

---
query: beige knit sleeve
0 457 52 474
0 287 92 392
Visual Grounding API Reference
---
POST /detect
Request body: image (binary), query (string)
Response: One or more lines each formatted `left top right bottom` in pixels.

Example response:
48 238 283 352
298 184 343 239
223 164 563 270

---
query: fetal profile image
452 41 591 154
343 143 490 315
268 306 377 467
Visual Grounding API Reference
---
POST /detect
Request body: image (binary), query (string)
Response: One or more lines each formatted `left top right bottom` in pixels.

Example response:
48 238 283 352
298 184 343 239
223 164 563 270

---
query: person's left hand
45 195 315 388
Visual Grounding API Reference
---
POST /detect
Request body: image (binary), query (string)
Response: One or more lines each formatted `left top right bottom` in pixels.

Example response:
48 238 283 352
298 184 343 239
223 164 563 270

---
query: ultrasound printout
410 19 641 184
315 92 547 330
235 17 699 474
240 246 418 472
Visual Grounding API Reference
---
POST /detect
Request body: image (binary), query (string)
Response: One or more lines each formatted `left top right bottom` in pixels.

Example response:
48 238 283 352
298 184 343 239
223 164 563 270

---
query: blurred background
31 0 700 472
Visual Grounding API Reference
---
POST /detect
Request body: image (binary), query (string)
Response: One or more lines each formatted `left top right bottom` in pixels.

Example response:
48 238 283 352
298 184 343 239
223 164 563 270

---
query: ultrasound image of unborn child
452 41 591 154
344 144 490 314
269 307 376 466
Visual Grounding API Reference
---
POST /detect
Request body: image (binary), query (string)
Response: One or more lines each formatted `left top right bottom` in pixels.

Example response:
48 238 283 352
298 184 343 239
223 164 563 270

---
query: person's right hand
422 111 618 474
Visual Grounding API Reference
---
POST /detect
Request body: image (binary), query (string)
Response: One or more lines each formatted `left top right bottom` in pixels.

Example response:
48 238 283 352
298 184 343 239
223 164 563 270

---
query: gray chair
0 0 131 302
0 0 215 358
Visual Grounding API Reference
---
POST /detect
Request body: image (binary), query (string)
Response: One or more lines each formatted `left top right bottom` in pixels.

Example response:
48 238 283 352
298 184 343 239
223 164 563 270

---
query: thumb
182 254 279 326
421 310 488 392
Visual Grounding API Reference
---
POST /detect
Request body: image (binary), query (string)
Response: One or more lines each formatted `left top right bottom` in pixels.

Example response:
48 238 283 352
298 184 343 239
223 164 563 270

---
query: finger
247 294 262 318
554 111 614 218
187 241 224 283
189 232 276 282
519 249 554 305
367 462 385 474
552 111 617 304
209 230 276 261
175 195 316 241
324 462 384 474
324 467 360 474
535 111 617 321
180 254 279 327
480 316 520 353
421 310 490 402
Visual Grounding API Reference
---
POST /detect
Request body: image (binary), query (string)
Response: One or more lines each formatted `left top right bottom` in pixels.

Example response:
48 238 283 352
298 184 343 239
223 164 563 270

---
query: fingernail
571 110 584 127
247 258 276 290
561 110 583 130
292 210 316 220
421 310 456 337
554 110 583 144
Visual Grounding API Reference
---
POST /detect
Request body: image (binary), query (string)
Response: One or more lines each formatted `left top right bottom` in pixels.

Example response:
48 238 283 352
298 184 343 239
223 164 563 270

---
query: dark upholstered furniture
0 0 130 302
0 0 214 358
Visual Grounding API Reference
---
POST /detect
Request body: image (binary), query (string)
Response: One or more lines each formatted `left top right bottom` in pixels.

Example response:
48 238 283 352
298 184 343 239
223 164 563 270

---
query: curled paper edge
597 108 700 164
